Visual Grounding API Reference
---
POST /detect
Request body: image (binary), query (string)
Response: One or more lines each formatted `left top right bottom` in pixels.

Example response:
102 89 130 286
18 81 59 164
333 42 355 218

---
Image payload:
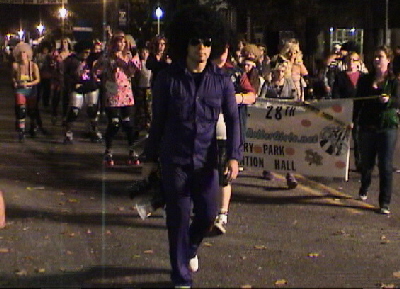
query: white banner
0 0 67 4
242 98 353 180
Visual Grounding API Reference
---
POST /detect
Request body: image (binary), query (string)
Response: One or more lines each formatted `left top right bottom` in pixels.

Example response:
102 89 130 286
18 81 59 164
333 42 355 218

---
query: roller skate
127 150 140 166
90 130 103 143
104 152 114 167
64 131 73 144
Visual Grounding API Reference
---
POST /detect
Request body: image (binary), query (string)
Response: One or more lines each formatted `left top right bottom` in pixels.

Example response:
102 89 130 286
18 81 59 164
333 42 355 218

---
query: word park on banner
242 98 353 180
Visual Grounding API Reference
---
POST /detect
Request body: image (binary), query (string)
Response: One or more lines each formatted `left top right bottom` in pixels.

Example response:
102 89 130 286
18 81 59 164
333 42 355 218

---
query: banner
243 98 353 180
0 0 67 4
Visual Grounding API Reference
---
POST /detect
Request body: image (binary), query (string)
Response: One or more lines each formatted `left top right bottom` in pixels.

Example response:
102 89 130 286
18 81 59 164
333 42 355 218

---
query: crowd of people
8 4 400 288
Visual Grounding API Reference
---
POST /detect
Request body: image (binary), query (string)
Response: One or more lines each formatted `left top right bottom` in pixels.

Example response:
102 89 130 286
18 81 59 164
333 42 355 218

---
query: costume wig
166 4 230 62
13 42 33 61
74 40 93 54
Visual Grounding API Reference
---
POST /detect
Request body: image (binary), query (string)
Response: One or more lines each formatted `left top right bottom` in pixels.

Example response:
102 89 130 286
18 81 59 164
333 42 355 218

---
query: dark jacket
355 74 400 129
144 61 242 168
64 54 97 94
332 71 362 99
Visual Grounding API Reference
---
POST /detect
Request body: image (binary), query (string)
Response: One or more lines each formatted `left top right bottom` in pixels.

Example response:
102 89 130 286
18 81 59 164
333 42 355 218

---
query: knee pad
87 105 98 120
69 92 84 108
111 117 120 127
85 90 99 106
121 118 134 131
66 107 80 122
106 117 120 134
16 105 26 119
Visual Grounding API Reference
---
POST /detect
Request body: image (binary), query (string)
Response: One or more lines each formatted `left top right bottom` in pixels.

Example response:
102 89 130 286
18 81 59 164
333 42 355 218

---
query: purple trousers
161 163 219 287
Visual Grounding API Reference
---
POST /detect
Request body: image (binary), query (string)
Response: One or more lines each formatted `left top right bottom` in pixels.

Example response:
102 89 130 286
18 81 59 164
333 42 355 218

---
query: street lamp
37 23 45 36
59 6 68 38
17 29 24 41
155 6 163 36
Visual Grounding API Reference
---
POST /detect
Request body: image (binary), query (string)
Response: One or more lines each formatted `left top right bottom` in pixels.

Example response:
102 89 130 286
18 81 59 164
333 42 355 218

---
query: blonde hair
13 42 33 61
279 42 304 64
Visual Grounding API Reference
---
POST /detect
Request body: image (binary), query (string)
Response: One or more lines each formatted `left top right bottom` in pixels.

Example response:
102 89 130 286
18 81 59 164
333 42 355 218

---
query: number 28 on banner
265 105 296 120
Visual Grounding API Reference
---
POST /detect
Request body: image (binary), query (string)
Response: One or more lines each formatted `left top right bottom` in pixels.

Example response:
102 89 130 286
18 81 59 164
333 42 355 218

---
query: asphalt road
0 61 400 289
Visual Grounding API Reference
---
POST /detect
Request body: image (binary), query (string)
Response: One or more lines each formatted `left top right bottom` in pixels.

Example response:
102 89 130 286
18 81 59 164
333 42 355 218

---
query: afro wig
166 4 230 62
74 40 93 54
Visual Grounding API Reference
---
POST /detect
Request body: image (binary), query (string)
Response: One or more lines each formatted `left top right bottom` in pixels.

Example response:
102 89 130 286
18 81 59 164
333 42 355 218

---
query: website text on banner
242 98 353 180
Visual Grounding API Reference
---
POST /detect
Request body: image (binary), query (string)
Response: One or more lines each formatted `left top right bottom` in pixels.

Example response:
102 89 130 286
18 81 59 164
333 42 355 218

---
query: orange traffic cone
0 190 5 229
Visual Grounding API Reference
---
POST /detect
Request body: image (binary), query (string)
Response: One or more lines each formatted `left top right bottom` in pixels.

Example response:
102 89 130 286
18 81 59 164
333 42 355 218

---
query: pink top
99 55 138 107
105 67 134 107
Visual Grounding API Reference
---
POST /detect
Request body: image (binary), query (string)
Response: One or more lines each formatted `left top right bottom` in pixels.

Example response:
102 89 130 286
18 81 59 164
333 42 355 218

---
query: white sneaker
189 255 199 273
64 131 73 144
135 202 153 220
214 213 228 234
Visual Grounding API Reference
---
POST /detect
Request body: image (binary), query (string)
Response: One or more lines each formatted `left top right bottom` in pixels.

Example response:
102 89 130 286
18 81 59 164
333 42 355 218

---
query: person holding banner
258 59 300 188
332 51 366 172
355 45 400 215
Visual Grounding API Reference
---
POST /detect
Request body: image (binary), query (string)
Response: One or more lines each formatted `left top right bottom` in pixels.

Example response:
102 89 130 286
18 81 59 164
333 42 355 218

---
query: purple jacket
144 61 242 168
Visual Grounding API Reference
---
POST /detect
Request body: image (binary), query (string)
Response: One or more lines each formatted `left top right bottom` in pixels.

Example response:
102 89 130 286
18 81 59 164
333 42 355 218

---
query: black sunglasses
189 38 212 47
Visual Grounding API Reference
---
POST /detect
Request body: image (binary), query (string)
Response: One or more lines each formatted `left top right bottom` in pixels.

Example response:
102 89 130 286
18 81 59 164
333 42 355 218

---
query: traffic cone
0 190 5 229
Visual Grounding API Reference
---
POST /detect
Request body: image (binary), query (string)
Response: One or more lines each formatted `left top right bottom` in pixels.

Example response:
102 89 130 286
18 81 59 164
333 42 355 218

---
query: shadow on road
0 266 172 288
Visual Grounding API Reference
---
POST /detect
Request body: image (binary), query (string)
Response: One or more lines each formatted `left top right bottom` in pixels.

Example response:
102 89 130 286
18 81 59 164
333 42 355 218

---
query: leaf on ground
393 271 400 278
87 229 92 234
68 233 76 237
44 235 50 240
240 285 252 288
106 230 112 235
143 250 153 254
15 269 28 276
89 197 95 200
274 279 288 286
58 202 65 206
380 283 396 289
308 252 320 258
254 245 267 250
333 230 349 236
380 235 387 240
27 187 45 190
66 250 73 255
34 268 45 273
0 248 10 253
67 199 79 203
203 242 213 247
117 207 125 211
133 255 141 258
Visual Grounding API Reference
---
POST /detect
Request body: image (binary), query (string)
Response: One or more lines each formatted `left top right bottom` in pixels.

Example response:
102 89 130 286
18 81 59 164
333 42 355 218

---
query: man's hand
224 159 239 182
141 162 158 179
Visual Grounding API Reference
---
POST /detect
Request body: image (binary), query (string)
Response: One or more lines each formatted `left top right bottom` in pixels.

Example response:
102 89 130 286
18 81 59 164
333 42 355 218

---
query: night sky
0 0 103 35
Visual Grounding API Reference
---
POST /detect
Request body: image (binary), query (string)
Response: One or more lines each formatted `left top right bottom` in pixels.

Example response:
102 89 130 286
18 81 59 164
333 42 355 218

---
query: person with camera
141 5 242 288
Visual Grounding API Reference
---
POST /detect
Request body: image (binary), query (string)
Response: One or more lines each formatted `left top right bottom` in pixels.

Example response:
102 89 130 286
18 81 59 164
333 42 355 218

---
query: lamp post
385 0 389 45
17 29 24 41
37 23 45 36
155 6 163 36
59 5 68 38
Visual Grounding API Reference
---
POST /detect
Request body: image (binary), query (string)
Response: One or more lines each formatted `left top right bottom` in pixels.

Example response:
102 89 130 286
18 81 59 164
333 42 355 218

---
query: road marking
274 174 376 214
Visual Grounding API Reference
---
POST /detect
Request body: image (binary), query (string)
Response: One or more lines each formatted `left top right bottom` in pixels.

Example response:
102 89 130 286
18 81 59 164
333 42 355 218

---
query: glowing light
37 23 45 35
59 7 68 19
